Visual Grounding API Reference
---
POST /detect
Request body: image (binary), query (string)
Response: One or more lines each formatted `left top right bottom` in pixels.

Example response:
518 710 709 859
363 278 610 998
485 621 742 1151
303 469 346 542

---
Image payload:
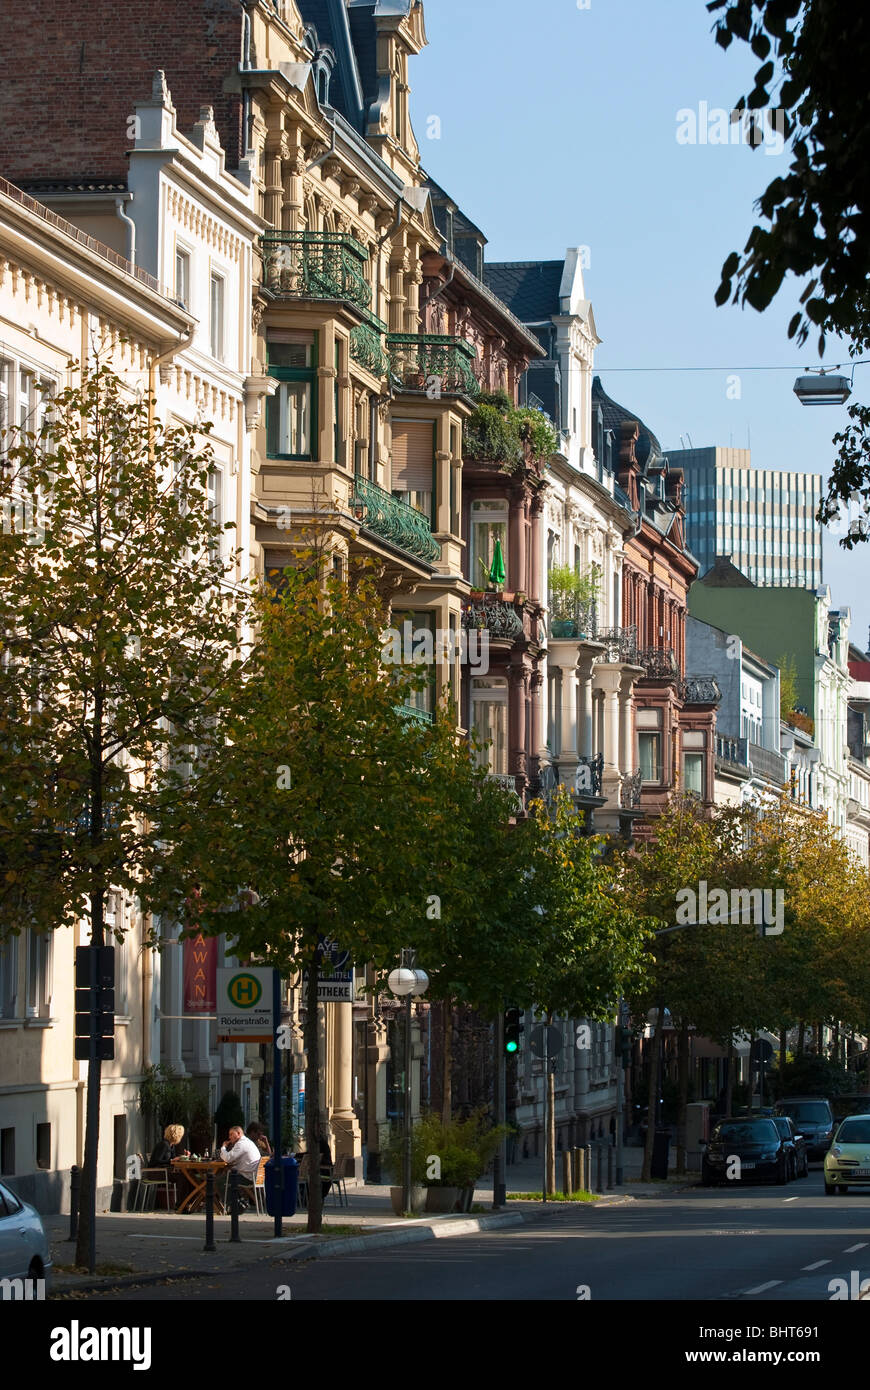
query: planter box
550 619 576 638
390 1185 426 1216
424 1186 462 1214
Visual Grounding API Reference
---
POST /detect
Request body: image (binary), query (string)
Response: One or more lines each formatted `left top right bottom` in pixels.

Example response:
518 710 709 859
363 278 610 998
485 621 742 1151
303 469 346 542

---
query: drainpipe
241 5 253 157
115 196 136 267
148 322 197 421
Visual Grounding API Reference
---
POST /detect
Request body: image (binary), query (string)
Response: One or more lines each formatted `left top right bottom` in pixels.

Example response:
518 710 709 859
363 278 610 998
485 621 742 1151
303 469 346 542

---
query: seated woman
246 1121 273 1157
146 1124 188 1209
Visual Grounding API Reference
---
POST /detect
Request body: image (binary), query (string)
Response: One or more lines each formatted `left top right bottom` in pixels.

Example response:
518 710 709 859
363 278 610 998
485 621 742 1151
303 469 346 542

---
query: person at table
146 1124 188 1209
220 1126 262 1207
246 1121 272 1157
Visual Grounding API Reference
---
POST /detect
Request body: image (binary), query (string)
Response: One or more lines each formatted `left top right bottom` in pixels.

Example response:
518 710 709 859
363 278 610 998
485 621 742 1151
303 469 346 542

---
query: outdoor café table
172 1158 227 1214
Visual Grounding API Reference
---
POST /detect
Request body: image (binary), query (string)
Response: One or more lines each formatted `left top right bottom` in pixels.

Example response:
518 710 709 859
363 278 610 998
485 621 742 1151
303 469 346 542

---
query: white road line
801 1260 831 1270
743 1280 783 1295
845 1243 868 1253
783 1196 799 1202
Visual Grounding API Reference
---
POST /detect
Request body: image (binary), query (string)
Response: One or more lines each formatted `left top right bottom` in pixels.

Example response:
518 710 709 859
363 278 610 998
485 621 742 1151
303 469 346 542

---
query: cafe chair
248 1156 268 1215
134 1154 172 1212
324 1152 350 1208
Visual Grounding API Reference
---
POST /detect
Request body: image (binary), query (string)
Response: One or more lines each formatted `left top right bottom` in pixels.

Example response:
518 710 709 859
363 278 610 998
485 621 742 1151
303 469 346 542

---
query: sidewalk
47 1143 694 1295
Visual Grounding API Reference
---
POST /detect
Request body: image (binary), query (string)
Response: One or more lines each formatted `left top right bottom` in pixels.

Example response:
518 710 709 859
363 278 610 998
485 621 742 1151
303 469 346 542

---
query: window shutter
391 420 433 493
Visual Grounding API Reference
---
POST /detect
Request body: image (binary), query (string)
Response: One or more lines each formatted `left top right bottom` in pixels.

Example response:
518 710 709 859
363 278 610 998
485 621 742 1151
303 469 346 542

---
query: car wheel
837 1185 848 1195
800 1156 809 1178
776 1155 789 1185
27 1257 42 1280
824 1180 836 1194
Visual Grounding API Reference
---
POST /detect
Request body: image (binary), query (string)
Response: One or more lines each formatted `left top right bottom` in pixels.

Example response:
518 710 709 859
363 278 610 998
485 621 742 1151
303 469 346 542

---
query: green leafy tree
708 0 870 532
0 361 246 1268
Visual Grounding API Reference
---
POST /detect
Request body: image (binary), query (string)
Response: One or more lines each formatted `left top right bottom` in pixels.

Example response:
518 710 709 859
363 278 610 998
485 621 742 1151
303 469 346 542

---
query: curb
49 1211 528 1293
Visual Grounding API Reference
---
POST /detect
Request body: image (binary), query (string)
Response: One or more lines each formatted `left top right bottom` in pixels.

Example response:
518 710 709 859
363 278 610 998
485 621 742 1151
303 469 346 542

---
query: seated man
219 1126 262 1208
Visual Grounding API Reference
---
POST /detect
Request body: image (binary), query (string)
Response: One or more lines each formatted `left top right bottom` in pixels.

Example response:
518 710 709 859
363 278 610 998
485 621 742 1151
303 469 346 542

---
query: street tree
708 0 870 531
0 360 246 1269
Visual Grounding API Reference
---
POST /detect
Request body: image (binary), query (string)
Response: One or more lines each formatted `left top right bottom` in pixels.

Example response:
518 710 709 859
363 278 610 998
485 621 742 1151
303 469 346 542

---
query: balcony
349 313 388 376
352 476 440 563
748 741 788 786
594 625 638 664
461 596 525 643
620 769 643 809
394 703 434 728
575 753 604 798
261 231 372 311
386 334 480 400
680 677 721 705
715 734 749 768
636 646 681 680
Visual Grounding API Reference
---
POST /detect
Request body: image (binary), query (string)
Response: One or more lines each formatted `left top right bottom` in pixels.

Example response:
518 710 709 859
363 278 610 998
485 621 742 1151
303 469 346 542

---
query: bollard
203 1169 216 1253
584 1144 592 1193
228 1170 241 1243
67 1165 81 1241
595 1142 603 1193
574 1147 585 1192
561 1150 571 1196
607 1143 614 1191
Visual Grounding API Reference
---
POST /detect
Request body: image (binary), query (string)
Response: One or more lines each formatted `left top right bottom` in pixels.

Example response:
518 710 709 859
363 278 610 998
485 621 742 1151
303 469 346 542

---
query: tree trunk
304 960 323 1234
441 997 452 1126
724 1037 735 1118
546 1065 556 1196
75 777 106 1271
641 996 665 1182
676 1020 689 1176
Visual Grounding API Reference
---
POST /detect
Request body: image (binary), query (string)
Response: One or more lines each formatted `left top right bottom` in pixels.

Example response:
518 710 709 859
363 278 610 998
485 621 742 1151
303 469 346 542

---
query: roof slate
484 261 565 323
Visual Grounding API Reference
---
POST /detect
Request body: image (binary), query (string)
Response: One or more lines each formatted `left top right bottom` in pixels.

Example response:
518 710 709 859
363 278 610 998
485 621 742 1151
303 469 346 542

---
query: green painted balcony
386 334 480 399
394 703 434 728
351 475 440 564
349 312 389 376
261 231 372 310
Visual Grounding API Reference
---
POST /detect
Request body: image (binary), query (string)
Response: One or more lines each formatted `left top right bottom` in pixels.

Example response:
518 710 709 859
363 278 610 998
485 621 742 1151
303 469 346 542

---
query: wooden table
172 1159 227 1214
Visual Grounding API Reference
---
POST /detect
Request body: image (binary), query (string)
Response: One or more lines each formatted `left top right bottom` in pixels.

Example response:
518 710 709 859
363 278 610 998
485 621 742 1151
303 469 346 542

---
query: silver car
0 1181 52 1295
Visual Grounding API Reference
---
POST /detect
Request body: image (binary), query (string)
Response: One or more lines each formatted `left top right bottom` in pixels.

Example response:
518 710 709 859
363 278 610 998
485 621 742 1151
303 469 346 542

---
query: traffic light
74 945 115 1061
504 1006 523 1055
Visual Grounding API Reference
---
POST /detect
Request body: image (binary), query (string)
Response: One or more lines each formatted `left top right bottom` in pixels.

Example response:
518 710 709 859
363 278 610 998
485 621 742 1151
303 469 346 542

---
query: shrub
214 1090 245 1139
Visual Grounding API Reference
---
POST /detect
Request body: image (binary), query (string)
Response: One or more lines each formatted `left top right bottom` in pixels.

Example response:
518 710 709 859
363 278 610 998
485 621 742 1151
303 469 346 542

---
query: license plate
852 1168 870 1176
741 1161 756 1169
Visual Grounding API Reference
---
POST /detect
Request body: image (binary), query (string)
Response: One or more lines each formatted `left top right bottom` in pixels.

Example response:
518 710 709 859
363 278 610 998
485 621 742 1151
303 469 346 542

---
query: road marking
783 1196 799 1202
845 1243 868 1253
801 1260 831 1270
742 1280 782 1295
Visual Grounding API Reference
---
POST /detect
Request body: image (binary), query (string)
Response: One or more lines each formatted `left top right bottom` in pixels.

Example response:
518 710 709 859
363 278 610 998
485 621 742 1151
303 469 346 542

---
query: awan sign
216 967 273 1043
183 933 217 1013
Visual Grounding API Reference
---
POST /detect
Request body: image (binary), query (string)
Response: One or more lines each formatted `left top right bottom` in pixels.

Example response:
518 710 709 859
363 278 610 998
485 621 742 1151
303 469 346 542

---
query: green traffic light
505 1040 518 1052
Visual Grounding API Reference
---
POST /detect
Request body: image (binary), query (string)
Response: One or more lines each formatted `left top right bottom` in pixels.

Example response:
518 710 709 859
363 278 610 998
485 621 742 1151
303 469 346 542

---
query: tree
0 361 246 1268
708 0 870 531
151 543 523 1231
778 654 799 718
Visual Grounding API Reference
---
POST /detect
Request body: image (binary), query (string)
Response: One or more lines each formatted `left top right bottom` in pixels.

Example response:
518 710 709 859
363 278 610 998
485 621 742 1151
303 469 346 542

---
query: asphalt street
81 1166 870 1302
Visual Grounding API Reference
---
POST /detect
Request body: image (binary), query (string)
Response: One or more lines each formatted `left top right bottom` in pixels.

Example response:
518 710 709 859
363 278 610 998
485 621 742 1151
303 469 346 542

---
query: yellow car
824 1116 870 1194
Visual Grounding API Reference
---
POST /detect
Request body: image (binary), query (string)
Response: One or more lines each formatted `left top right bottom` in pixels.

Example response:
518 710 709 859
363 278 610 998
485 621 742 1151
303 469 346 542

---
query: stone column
509 664 528 785
264 139 284 229
619 671 635 774
529 667 544 784
163 924 186 1076
595 667 623 792
508 490 525 596
577 650 597 758
330 1000 362 1179
434 410 451 535
559 660 578 764
318 319 336 465
529 494 544 604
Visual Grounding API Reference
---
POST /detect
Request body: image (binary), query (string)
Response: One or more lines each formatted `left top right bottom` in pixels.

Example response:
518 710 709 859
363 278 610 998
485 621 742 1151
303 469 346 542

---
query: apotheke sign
216 967 273 1042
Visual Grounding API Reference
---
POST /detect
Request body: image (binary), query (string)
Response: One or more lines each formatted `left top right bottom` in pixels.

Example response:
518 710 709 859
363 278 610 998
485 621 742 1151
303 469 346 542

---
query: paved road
79 1168 870 1302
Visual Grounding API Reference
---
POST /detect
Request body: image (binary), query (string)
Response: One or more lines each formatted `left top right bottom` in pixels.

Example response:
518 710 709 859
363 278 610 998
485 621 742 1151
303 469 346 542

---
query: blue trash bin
264 1155 299 1217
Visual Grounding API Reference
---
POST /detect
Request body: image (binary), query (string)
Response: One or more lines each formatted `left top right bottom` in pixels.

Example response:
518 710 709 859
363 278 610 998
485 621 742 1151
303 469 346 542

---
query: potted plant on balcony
548 563 599 639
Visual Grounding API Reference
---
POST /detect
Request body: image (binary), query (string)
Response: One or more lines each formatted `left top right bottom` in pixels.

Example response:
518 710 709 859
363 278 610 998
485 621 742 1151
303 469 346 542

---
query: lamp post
388 950 428 1214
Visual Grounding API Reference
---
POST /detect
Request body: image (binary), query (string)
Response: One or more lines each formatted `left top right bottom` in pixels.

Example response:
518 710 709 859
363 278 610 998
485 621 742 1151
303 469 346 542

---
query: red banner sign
183 932 217 1013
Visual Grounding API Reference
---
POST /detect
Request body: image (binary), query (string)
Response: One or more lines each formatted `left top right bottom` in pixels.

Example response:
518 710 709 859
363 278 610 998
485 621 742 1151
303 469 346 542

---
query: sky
408 0 869 651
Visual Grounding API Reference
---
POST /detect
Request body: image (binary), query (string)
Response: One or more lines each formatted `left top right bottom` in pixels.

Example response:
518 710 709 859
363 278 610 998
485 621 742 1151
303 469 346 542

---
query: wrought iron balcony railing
387 334 480 399
394 703 434 728
261 231 372 310
715 733 749 767
352 475 440 563
620 768 643 809
594 624 638 664
461 597 525 642
349 313 388 376
575 753 604 798
680 676 721 705
636 646 681 680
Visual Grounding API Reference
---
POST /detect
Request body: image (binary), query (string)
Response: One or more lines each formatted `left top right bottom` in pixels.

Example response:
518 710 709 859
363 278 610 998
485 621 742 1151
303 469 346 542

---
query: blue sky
409 0 869 650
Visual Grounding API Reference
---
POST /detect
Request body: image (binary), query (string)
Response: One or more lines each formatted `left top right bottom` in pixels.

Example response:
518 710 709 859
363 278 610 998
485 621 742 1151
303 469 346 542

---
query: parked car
774 1097 835 1159
701 1118 791 1186
771 1115 809 1178
0 1181 52 1288
824 1116 870 1195
831 1094 870 1125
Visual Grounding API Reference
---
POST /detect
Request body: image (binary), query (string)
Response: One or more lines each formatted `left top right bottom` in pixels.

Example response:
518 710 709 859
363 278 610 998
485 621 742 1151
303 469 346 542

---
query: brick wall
2 0 245 183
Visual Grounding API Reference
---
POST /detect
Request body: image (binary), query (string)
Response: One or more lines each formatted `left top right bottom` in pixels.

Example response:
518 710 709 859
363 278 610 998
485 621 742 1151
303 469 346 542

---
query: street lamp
388 953 428 1214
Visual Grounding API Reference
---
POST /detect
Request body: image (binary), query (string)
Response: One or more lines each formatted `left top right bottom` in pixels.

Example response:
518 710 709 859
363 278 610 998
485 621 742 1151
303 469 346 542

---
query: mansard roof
484 260 564 323
591 375 664 468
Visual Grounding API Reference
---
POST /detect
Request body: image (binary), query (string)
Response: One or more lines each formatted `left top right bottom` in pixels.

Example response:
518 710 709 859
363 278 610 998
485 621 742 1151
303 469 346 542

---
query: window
36 1123 51 1171
26 930 52 1019
0 1129 14 1175
470 499 508 586
210 272 225 361
471 677 508 774
684 752 704 796
0 934 17 1018
637 707 663 783
113 1115 127 1182
0 358 10 455
207 467 223 562
266 332 317 460
175 247 191 309
394 611 435 718
392 420 434 520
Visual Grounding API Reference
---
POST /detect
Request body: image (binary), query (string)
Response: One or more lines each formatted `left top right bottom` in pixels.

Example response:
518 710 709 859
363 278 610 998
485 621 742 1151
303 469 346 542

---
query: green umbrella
488 538 506 587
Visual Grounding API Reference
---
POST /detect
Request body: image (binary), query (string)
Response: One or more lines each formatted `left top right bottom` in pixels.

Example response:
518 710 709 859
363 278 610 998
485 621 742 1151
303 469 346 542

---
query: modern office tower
667 446 822 588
